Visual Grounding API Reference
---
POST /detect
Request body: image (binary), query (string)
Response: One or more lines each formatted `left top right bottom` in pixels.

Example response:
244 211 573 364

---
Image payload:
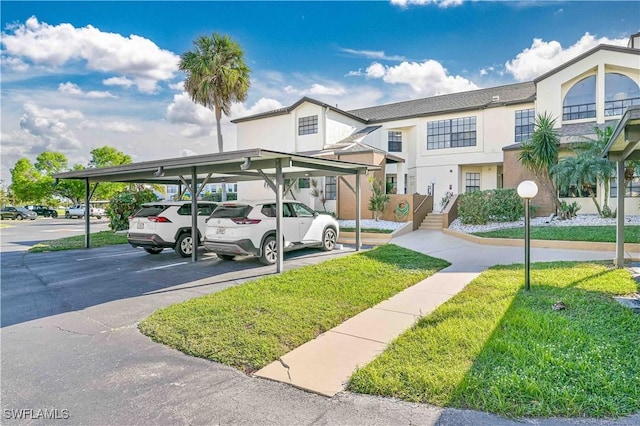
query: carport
602 105 640 267
53 148 380 272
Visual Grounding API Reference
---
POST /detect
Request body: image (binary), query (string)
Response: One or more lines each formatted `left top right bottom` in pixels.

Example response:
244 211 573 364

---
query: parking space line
76 252 133 261
135 262 189 272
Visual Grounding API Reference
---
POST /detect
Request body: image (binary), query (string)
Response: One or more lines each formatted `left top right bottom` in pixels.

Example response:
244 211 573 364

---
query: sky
1 0 639 184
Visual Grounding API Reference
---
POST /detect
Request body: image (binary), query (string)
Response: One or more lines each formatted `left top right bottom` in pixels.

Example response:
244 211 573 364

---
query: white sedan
204 200 339 264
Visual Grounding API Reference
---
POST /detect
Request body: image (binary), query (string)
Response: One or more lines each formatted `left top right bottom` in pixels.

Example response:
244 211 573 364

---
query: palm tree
180 34 250 200
552 154 603 216
519 112 563 215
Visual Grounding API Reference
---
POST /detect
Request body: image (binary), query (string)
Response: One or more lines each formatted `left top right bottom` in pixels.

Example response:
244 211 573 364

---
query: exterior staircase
420 213 443 230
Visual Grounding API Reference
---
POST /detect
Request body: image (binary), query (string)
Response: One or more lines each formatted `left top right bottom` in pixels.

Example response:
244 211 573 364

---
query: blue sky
1 1 639 183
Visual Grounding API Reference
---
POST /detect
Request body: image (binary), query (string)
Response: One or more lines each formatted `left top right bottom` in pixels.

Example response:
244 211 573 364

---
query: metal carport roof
54 148 381 273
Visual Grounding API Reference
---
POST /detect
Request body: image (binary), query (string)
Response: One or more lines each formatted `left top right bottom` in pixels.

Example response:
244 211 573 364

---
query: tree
35 151 68 174
89 146 132 168
88 146 132 200
368 176 390 221
10 158 49 203
180 33 250 201
552 126 617 217
310 179 327 211
519 112 564 216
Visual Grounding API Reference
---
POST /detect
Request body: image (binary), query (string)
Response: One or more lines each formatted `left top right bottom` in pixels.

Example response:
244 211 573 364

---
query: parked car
127 201 218 257
0 206 37 220
65 204 106 219
204 200 339 264
24 205 58 218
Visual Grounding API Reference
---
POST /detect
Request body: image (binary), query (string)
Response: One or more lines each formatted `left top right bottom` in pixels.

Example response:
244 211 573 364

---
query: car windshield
210 205 252 219
134 205 168 217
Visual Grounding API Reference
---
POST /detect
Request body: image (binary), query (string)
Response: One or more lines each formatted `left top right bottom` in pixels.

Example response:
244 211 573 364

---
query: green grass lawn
472 225 640 243
139 244 450 373
349 261 640 418
29 231 128 252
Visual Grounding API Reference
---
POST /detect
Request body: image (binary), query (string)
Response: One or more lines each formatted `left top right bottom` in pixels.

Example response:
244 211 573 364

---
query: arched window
563 75 596 120
605 73 640 116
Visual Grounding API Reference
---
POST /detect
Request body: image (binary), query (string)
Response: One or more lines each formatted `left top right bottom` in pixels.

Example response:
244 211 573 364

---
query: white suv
204 200 339 264
128 201 218 257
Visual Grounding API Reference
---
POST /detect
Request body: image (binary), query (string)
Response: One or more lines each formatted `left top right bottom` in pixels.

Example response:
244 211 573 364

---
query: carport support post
191 167 198 262
275 159 284 273
84 178 90 249
615 160 625 267
355 172 361 251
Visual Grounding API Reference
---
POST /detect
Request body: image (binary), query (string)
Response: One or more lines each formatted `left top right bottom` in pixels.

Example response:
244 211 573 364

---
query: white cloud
78 120 140 132
169 81 185 91
505 32 628 81
18 103 83 151
340 48 406 61
2 16 180 93
284 83 346 97
361 60 478 96
103 76 135 89
391 0 464 8
230 97 284 118
58 82 116 99
166 92 215 127
1 55 29 72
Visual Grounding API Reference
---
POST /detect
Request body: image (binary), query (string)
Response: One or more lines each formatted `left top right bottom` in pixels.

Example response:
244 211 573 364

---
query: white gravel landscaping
449 214 640 234
338 219 407 231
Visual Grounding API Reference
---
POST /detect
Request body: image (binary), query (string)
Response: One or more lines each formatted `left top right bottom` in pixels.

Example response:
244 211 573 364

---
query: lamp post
517 180 538 291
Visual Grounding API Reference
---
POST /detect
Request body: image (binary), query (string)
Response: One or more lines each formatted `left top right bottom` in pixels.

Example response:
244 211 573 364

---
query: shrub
201 191 238 202
107 189 158 231
560 200 581 219
458 189 523 225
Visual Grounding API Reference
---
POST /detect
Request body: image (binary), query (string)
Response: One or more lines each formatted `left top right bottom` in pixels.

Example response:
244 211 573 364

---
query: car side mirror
313 211 319 217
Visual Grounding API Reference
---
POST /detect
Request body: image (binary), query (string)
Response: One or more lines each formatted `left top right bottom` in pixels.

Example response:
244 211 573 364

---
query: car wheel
16 214 24 221
96 216 102 219
217 254 236 261
144 248 163 255
175 233 193 258
51 211 58 218
259 235 277 265
321 227 337 251
65 212 70 219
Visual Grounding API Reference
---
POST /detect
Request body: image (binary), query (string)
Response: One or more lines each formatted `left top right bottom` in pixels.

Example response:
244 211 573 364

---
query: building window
611 176 640 198
386 175 397 194
325 176 336 200
427 116 476 150
563 75 596 120
298 115 318 135
465 172 480 193
388 131 402 152
605 73 640 117
515 109 535 142
297 177 310 189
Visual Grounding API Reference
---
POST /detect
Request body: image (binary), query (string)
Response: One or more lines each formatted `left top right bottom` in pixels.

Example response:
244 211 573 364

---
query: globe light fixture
517 180 538 291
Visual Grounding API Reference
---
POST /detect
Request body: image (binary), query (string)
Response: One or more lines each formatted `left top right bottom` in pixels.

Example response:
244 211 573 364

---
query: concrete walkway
255 229 630 396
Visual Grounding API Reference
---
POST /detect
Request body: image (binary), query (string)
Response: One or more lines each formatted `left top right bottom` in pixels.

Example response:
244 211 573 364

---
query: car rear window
133 205 168 217
211 205 252 219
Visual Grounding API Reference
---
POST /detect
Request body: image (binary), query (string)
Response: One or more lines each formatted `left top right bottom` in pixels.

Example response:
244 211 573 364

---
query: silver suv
127 201 218 257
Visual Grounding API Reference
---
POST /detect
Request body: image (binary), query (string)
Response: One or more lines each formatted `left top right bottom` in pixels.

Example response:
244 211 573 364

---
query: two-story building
232 33 640 218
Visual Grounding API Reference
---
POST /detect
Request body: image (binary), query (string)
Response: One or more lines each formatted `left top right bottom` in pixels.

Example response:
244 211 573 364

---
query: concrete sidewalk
255 229 626 396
